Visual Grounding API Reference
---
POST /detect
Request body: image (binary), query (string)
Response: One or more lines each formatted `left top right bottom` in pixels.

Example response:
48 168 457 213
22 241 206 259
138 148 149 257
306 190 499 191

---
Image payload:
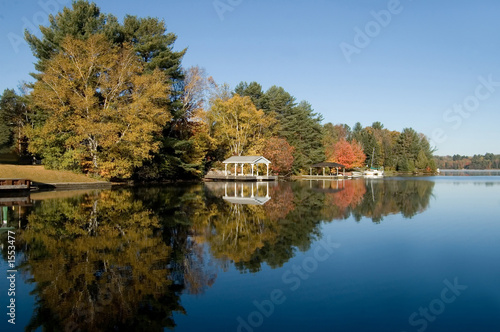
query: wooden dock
204 174 277 182
295 175 361 180
0 179 31 191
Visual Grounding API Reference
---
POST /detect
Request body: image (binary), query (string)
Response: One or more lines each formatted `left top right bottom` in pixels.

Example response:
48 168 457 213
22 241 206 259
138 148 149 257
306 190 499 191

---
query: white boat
363 169 384 177
363 148 384 178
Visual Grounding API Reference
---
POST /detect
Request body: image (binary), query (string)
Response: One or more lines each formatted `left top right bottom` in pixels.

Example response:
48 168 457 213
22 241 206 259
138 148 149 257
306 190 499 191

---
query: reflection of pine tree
352 180 435 222
15 179 436 331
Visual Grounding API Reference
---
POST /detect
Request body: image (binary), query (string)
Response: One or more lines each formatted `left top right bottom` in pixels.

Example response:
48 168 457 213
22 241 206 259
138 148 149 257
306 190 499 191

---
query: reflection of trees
308 179 434 223
193 202 280 263
264 184 295 221
189 183 281 267
196 182 326 272
351 179 435 222
132 185 218 295
20 190 186 331
187 180 434 272
13 179 436 329
321 180 367 221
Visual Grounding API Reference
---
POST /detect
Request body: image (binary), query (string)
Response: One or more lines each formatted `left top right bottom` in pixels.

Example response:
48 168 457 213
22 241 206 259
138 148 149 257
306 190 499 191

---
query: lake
1 177 499 332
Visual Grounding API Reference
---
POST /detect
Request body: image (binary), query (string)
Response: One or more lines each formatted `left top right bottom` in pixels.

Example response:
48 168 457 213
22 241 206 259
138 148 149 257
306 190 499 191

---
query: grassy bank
0 164 104 183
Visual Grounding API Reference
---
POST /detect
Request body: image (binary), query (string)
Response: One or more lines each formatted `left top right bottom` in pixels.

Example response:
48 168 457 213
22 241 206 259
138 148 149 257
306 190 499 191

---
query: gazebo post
225 163 227 176
251 164 254 176
343 168 345 177
234 163 237 176
266 163 269 177
257 165 259 176
241 163 244 176
323 167 325 177
310 168 312 176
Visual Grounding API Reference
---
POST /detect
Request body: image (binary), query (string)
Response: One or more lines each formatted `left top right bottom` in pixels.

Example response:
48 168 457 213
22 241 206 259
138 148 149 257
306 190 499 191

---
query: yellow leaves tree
206 94 276 157
29 34 171 179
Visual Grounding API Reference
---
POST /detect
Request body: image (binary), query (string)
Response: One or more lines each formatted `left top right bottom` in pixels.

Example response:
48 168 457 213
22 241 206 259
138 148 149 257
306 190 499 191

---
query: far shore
2 164 498 191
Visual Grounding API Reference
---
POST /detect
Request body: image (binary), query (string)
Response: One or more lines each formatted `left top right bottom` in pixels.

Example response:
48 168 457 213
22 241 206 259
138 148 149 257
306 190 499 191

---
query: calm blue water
1 177 499 331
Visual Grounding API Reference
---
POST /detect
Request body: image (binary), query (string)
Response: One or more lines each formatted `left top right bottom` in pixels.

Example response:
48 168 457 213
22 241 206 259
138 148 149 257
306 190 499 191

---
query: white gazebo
223 156 271 177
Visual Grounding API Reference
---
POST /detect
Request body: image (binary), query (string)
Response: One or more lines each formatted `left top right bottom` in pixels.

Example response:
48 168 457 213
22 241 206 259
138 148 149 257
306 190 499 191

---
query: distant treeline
435 153 500 170
0 1 436 180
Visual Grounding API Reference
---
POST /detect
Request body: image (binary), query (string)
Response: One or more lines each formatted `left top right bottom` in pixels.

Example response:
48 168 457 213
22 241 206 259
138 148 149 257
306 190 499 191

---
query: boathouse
204 156 277 181
308 162 347 177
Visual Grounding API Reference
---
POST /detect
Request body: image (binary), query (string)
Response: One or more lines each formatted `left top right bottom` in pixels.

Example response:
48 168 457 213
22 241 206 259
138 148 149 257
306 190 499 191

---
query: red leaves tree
351 139 366 168
262 137 294 176
328 139 366 169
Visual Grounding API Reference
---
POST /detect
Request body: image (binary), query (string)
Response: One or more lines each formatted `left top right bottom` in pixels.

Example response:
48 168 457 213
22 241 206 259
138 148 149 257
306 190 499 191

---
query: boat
363 169 384 177
363 148 384 177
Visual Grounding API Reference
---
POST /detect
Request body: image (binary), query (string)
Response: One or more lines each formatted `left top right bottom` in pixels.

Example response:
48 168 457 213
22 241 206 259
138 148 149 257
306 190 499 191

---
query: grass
0 164 104 183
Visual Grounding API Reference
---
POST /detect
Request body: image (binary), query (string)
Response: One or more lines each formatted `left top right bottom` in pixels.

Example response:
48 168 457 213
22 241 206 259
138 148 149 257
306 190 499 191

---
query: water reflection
4 179 436 331
19 190 190 331
219 182 273 205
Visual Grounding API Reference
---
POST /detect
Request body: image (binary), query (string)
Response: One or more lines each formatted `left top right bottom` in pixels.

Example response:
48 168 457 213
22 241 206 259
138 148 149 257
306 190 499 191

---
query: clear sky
1 0 499 156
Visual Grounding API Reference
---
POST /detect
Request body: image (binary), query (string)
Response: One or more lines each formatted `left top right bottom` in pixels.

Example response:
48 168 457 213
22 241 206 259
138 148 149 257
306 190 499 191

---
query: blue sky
1 0 499 156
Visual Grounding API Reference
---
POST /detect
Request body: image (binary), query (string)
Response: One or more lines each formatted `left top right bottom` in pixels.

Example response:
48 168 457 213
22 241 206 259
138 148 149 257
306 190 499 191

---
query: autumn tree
328 139 355 168
323 122 351 155
24 0 189 180
262 137 295 176
327 139 366 169
235 83 324 173
138 66 215 179
206 94 276 157
351 139 367 168
28 34 171 179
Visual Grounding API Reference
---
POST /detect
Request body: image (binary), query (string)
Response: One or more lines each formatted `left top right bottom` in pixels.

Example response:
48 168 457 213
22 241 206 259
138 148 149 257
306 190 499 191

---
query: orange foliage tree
351 139 366 168
262 137 295 176
328 139 366 169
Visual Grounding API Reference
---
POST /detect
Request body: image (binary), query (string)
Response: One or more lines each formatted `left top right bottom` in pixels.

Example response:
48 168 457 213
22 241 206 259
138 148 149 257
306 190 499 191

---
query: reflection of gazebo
309 162 346 177
309 179 346 193
223 182 271 205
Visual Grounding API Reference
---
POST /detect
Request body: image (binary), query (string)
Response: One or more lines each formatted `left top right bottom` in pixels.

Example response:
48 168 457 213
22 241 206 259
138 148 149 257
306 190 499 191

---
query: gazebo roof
223 156 271 164
310 162 346 168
